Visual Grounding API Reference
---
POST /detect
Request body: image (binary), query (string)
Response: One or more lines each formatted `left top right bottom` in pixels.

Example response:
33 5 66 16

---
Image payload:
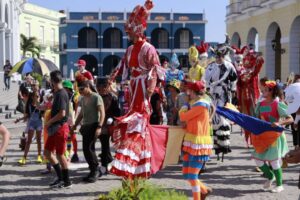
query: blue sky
28 0 227 42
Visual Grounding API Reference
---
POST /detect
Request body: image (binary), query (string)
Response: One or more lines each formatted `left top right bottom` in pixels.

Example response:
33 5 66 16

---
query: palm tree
20 34 41 58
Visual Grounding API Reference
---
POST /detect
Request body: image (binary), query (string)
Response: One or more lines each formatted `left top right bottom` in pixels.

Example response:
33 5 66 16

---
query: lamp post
271 39 286 54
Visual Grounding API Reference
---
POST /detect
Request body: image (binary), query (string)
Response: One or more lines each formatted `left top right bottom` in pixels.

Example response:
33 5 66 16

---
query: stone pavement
1 126 300 200
1 75 300 200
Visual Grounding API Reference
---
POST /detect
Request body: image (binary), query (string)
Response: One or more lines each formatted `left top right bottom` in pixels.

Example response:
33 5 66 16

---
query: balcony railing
226 2 242 17
241 0 261 12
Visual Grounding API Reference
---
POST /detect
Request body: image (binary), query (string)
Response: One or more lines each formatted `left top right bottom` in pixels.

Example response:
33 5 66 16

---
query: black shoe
59 181 72 189
83 170 99 183
0 156 5 167
49 179 63 188
70 153 79 163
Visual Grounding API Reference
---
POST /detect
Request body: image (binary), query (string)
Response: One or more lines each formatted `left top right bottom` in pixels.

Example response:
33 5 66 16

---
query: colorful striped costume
179 98 213 200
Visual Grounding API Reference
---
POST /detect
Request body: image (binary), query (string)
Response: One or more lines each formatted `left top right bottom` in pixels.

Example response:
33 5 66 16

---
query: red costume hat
186 80 206 93
125 0 154 37
77 59 86 67
232 46 248 61
196 41 210 58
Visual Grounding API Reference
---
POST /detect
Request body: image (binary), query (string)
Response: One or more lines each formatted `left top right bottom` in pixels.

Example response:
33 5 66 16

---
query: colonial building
0 0 25 66
19 3 65 67
59 11 206 77
227 0 300 80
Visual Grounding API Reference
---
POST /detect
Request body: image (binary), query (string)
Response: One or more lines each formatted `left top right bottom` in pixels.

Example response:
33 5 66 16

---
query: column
0 23 6 67
5 29 12 63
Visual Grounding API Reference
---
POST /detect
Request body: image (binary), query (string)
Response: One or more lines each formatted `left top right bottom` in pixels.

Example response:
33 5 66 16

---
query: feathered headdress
170 53 180 68
125 0 154 37
196 41 210 58
188 45 199 63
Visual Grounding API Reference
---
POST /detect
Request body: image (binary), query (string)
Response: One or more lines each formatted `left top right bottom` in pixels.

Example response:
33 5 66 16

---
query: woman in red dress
109 0 167 179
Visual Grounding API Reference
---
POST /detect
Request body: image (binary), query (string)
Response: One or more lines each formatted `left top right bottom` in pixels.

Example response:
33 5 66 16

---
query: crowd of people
1 0 300 199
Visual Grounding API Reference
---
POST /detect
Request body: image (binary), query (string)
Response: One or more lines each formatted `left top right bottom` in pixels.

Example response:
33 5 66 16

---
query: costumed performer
179 80 213 200
109 0 168 179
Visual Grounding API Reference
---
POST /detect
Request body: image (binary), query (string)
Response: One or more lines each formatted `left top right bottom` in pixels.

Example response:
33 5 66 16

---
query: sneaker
271 185 284 193
70 153 79 163
18 157 26 165
36 155 43 164
263 177 275 190
201 187 213 200
49 179 63 188
59 181 72 189
255 167 262 172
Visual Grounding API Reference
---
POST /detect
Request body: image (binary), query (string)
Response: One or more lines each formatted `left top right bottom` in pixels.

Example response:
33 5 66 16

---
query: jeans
99 127 113 168
80 123 99 172
4 75 10 90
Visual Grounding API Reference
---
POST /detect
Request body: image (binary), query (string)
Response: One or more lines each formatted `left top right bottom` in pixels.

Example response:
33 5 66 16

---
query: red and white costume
233 46 264 145
109 0 168 179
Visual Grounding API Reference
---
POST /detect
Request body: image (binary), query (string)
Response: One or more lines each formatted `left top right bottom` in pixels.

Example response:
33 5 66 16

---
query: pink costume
109 0 168 179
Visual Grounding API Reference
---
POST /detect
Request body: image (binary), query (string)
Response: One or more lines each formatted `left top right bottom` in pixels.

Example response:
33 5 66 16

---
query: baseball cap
63 80 74 90
77 59 86 67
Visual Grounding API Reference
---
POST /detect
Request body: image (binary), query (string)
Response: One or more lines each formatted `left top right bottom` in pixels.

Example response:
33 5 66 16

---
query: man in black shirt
3 60 12 90
96 77 121 175
44 70 71 188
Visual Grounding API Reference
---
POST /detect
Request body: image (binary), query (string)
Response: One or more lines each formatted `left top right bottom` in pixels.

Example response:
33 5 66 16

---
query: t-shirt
3 64 12 76
79 92 103 125
51 88 69 125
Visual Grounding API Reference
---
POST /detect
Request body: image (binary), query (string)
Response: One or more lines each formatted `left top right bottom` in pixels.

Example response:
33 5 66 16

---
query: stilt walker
109 0 168 179
205 45 237 161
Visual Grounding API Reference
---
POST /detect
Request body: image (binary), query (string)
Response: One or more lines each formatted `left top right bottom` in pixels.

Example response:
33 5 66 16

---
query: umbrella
9 58 58 76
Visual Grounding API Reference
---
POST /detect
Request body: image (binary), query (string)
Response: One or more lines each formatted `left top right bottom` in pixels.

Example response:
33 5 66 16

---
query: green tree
20 34 41 58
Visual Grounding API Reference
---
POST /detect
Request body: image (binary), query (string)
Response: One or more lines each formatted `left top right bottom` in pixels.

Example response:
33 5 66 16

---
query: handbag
16 100 25 113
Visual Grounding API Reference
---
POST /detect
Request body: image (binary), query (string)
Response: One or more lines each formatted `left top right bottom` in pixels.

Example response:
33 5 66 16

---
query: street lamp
271 39 286 54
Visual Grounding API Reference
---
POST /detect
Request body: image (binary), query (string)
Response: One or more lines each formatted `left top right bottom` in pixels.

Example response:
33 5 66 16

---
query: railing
241 0 261 11
226 2 242 17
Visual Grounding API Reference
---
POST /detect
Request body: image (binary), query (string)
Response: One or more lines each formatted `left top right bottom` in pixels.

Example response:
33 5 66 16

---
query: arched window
151 28 169 49
79 54 98 75
5 4 9 25
231 32 241 48
103 55 121 76
103 28 123 48
174 28 193 49
78 27 98 48
266 22 282 80
289 16 300 74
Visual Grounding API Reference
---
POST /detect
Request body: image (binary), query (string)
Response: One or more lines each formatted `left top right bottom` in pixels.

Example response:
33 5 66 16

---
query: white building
0 0 25 67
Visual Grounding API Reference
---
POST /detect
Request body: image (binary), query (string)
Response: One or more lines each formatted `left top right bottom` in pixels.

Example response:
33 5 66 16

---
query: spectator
62 80 79 163
3 60 12 91
72 80 105 183
96 77 121 175
15 90 43 165
164 79 181 125
0 123 10 167
44 70 72 188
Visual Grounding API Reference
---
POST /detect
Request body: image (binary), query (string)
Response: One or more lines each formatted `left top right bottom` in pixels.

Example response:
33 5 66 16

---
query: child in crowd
253 80 293 193
179 80 213 200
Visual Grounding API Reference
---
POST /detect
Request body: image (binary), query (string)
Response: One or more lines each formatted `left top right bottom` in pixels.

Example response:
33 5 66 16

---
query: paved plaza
1 77 300 200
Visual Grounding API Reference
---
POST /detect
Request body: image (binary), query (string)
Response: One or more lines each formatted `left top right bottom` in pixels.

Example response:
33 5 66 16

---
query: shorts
45 123 69 155
28 119 43 132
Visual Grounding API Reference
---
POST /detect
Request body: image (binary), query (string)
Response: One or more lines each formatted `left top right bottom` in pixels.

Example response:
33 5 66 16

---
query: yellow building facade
226 0 300 80
19 3 65 67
